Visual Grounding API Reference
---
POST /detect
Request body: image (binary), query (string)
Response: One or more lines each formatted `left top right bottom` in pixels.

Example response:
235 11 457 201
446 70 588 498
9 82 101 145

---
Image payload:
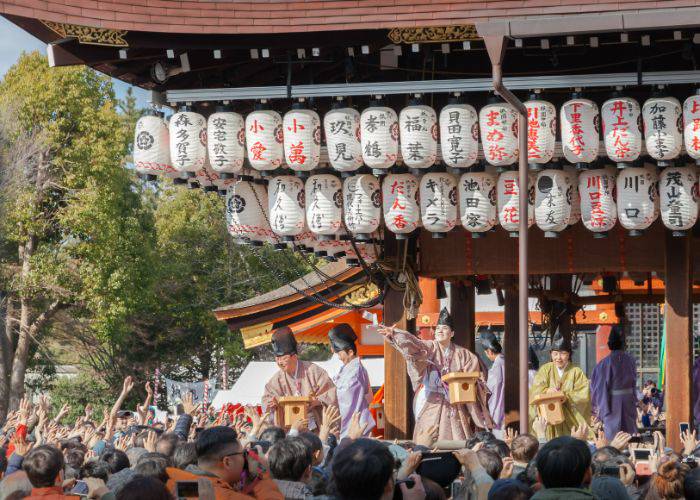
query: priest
377 308 494 441
328 323 375 438
482 332 505 430
261 327 338 432
590 325 638 440
529 330 591 439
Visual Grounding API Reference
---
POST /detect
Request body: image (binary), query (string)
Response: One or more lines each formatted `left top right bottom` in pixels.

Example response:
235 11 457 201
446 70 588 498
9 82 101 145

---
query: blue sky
0 16 149 107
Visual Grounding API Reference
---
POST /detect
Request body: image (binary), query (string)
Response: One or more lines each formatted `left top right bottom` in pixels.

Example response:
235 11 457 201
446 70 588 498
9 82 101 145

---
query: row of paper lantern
224 165 699 247
133 93 700 179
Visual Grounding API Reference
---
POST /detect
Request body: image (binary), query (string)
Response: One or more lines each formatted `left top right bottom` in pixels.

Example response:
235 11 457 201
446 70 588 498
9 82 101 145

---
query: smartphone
633 449 652 461
71 480 89 496
175 480 199 499
681 422 691 435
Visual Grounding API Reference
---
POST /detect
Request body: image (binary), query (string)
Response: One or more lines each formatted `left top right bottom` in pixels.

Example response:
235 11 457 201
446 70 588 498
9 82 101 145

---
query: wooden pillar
419 277 439 314
503 281 521 430
450 281 475 352
664 232 692 452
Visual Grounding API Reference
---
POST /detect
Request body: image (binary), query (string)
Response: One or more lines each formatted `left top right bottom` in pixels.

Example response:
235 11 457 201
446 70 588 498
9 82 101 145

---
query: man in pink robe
378 308 494 441
261 327 338 432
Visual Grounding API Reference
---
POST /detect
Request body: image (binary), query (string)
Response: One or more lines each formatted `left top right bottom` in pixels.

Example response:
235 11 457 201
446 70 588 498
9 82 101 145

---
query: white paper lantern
169 107 207 174
361 105 398 170
225 178 269 244
194 160 218 192
660 165 698 233
564 165 581 225
683 94 700 161
459 170 497 235
535 169 572 236
616 167 657 234
601 96 642 164
399 103 438 170
245 108 284 171
134 111 171 178
560 98 599 164
382 173 420 237
283 106 321 172
268 175 306 239
579 169 617 236
439 101 479 169
525 98 557 166
479 102 518 167
343 174 381 239
497 170 535 234
207 108 245 176
642 97 683 163
419 172 458 237
324 106 363 172
305 174 343 237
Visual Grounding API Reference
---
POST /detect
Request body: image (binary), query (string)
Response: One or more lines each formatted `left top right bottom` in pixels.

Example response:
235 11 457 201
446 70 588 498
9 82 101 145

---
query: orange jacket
24 486 80 499
166 467 283 500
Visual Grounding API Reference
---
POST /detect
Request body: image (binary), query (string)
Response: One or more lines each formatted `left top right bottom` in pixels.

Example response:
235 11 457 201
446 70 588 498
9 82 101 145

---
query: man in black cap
377 307 494 441
529 329 591 439
262 327 338 432
481 332 505 430
328 323 375 438
590 325 637 440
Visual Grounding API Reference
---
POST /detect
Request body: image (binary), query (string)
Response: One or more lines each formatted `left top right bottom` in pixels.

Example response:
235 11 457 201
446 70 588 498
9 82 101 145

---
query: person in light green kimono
529 330 591 439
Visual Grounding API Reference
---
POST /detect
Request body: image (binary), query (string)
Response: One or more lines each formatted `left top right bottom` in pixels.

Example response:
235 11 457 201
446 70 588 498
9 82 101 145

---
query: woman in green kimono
529 331 591 439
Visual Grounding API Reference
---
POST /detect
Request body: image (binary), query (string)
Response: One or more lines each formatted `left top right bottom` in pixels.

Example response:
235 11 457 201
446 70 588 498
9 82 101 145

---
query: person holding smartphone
590 325 638 440
377 307 494 441
529 329 591 439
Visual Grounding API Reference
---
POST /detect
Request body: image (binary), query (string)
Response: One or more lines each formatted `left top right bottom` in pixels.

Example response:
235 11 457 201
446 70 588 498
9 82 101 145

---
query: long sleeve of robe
487 354 505 430
333 358 375 439
389 328 494 441
693 357 700 427
590 350 638 440
261 360 339 432
529 361 591 439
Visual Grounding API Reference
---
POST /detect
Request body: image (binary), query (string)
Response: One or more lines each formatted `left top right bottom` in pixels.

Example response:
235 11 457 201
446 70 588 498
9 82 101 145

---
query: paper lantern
560 97 599 165
616 167 657 235
225 178 270 245
564 165 581 226
382 173 420 237
579 169 617 236
459 170 497 236
644 162 661 220
399 102 438 170
134 110 171 179
305 174 343 238
525 98 556 166
194 160 219 192
245 107 284 171
642 97 682 163
283 105 321 173
169 106 207 175
601 96 642 165
683 94 700 162
268 176 306 240
497 170 534 235
419 172 458 238
206 107 245 177
439 101 479 169
479 101 518 167
660 165 698 234
343 174 381 239
535 169 572 237
324 105 363 173
361 104 398 171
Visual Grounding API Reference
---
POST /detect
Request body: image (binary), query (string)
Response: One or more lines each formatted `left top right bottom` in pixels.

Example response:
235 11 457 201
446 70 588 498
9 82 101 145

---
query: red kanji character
250 141 266 161
693 136 700 152
488 144 506 162
692 99 700 114
486 110 500 127
249 120 264 133
287 119 305 133
392 214 408 229
390 181 405 195
503 179 518 195
288 141 306 164
503 206 518 223
486 129 504 142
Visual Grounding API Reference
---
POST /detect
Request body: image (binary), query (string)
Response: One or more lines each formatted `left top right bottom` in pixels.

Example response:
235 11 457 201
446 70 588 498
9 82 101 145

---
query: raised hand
415 424 439 448
144 431 157 453
291 418 309 434
594 429 608 449
18 397 32 425
682 429 698 456
500 456 514 479
122 376 135 396
571 423 589 441
54 403 71 424
504 427 518 448
376 324 397 340
11 434 33 456
397 451 422 480
319 405 341 442
610 431 632 451
181 392 198 416
347 412 368 440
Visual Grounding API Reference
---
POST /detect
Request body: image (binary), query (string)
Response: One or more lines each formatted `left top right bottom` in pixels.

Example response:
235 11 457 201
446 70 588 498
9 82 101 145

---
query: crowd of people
0 310 697 499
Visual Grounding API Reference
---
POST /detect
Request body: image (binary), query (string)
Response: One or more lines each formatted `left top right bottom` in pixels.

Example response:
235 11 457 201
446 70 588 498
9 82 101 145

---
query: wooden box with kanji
371 403 385 430
278 396 312 428
441 371 481 404
531 392 566 425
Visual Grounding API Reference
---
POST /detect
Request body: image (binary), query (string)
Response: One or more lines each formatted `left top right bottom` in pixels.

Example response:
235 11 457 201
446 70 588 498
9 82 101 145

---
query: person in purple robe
481 332 505 430
328 323 375 439
693 357 700 428
590 325 638 440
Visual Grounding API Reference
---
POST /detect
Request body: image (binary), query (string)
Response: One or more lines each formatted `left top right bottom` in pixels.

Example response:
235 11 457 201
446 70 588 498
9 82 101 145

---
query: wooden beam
503 281 521 430
664 232 693 452
451 282 475 351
